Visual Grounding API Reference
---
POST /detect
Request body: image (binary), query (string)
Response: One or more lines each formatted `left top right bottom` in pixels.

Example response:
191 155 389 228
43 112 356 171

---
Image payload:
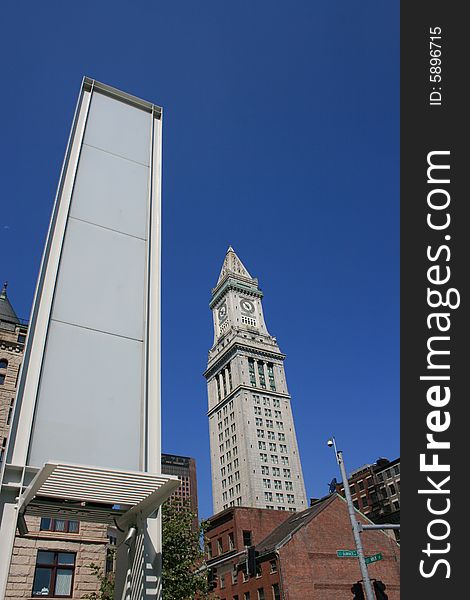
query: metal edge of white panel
83 77 162 118
144 103 163 473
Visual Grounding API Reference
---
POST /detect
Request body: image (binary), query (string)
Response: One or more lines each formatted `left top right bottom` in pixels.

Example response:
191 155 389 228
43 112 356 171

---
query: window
260 453 268 462
0 437 7 464
272 467 280 476
254 406 262 415
358 480 364 490
217 538 223 554
258 441 266 450
261 465 269 475
285 481 293 491
267 431 276 440
271 455 279 464
269 443 277 452
0 358 8 370
256 418 263 426
257 429 265 438
272 583 281 600
278 433 285 441
244 591 250 599
283 468 291 478
263 478 271 488
249 359 256 386
267 363 276 391
32 551 75 597
389 483 396 495
18 334 26 344
287 494 295 504
0 374 5 385
266 419 273 428
270 560 277 573
243 530 253 546
40 518 79 534
258 363 266 388
258 588 265 600
274 480 282 490
220 575 225 588
264 408 272 417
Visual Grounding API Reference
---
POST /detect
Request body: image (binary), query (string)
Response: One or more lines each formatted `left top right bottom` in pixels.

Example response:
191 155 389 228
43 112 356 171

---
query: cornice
207 384 291 417
209 278 263 309
204 342 285 379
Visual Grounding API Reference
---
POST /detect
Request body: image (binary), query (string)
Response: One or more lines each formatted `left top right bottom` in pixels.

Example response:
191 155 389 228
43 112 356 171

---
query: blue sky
1 1 399 518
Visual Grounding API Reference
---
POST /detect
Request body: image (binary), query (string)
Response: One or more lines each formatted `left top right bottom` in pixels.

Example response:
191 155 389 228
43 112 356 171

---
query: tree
162 500 214 600
82 551 115 600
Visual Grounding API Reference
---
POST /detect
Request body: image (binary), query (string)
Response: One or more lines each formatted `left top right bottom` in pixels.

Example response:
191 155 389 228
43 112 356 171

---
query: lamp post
327 436 375 600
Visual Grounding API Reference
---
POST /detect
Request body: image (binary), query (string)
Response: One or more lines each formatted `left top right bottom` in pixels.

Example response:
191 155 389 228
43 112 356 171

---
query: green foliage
81 555 115 600
162 500 213 600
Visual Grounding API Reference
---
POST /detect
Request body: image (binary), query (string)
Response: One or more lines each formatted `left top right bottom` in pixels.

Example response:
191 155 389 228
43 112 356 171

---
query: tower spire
217 246 252 284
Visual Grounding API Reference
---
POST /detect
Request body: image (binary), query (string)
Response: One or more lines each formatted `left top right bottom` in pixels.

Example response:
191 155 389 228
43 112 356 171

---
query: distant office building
329 457 400 540
161 453 198 517
205 248 307 514
205 495 400 600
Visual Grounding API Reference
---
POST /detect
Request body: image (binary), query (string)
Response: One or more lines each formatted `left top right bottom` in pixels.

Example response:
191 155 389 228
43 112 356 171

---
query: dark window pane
58 552 75 565
32 567 52 595
0 374 5 385
37 551 55 564
40 517 52 531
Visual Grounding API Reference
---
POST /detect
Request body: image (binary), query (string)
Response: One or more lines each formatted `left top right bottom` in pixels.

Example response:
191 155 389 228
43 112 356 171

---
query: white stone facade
205 249 307 515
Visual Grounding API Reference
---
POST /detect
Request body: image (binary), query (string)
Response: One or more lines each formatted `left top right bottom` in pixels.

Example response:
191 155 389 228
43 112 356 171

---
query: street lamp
327 436 375 600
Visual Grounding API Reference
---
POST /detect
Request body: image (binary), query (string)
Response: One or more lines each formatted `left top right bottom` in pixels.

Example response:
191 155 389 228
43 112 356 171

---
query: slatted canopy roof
17 461 180 529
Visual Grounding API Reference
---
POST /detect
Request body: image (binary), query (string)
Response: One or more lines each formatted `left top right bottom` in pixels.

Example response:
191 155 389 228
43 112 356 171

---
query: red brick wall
280 497 400 600
206 507 290 558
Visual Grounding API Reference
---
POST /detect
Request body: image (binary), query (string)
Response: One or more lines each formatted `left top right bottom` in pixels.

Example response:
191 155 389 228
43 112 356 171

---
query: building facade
161 453 198 517
0 283 28 463
205 495 400 600
205 248 307 514
334 457 401 540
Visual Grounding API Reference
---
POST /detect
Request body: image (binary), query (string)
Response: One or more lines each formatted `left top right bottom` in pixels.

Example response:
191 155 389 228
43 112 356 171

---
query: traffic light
351 582 365 599
373 580 388 600
246 545 258 577
207 567 216 591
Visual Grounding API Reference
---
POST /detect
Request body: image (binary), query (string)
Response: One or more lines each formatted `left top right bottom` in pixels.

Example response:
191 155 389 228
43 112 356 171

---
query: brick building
0 283 28 462
334 457 401 540
205 494 400 600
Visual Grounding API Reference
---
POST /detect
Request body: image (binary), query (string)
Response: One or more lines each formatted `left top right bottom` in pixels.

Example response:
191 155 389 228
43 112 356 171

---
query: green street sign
337 550 358 557
365 553 383 565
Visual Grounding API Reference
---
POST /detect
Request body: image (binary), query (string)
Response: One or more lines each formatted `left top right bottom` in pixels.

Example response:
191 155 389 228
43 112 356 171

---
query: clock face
218 303 227 322
240 298 255 314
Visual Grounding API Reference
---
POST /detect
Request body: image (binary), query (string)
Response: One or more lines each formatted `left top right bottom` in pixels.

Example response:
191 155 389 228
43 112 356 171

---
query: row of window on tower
217 401 242 510
248 359 276 391
216 363 233 401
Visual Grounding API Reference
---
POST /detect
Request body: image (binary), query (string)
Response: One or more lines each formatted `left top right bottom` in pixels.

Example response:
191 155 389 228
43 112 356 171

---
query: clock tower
205 247 307 514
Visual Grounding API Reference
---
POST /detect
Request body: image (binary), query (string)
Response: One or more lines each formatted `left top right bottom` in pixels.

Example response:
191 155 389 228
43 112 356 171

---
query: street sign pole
329 437 375 600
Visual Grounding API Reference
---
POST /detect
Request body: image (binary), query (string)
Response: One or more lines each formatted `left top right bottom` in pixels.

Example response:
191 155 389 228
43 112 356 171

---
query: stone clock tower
204 247 307 514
